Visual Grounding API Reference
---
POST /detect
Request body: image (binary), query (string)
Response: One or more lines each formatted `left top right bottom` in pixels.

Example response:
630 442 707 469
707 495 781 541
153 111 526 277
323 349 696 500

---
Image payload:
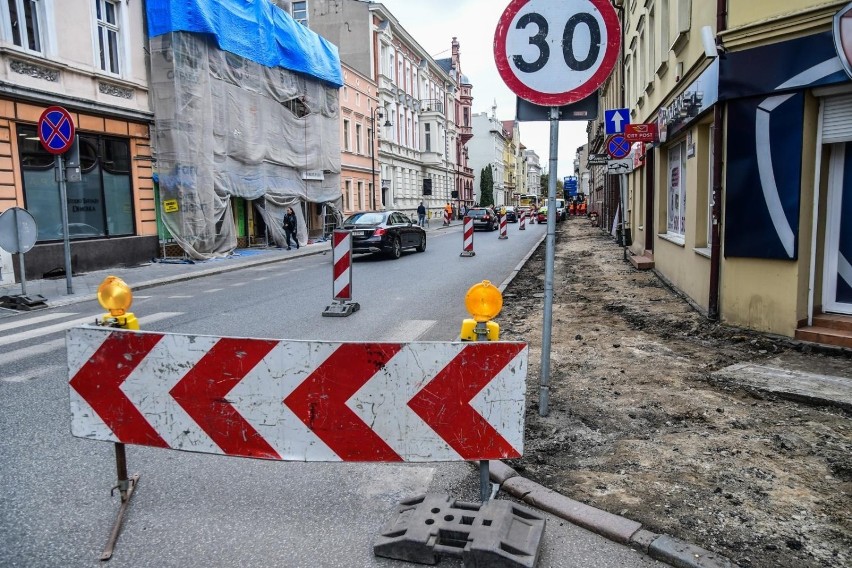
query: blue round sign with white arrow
38 106 76 155
606 134 631 160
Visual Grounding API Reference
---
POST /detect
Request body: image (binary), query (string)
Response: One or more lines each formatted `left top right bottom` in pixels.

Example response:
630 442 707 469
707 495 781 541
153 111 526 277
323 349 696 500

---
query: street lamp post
370 107 390 210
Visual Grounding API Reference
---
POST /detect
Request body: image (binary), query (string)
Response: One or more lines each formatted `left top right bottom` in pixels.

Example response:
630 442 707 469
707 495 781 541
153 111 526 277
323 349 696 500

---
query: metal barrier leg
100 443 140 561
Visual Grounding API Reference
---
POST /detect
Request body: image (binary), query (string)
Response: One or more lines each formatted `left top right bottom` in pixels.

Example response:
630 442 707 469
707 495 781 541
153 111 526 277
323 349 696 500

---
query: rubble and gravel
500 219 852 568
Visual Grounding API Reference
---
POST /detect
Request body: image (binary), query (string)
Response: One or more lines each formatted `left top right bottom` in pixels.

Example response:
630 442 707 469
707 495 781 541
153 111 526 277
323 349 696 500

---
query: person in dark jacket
417 202 426 227
283 206 299 250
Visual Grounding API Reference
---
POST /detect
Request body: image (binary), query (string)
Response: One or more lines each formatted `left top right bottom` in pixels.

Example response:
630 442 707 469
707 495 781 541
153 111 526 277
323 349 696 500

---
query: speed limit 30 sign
494 0 621 106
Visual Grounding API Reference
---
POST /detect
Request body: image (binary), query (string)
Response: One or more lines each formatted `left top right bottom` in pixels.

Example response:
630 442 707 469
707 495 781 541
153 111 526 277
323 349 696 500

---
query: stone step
795 325 852 350
628 254 654 270
812 313 852 332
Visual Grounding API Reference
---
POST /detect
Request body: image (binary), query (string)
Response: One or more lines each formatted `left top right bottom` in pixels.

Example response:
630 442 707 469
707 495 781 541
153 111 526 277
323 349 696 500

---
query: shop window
17 124 135 242
666 141 687 239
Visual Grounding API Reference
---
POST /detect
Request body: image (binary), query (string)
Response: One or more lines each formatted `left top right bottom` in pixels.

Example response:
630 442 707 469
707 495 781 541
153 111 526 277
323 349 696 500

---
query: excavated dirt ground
500 219 851 568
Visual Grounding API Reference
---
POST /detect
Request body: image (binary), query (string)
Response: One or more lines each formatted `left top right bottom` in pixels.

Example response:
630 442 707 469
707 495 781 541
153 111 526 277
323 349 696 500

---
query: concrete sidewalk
0 220 464 311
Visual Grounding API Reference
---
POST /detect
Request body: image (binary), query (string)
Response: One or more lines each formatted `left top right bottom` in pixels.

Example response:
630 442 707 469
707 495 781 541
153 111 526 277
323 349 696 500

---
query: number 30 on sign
494 0 621 106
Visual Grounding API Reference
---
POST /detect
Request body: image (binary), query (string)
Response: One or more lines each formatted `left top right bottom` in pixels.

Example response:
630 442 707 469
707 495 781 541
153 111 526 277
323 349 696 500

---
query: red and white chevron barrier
443 209 451 226
460 216 475 257
519 211 526 230
332 229 352 301
323 230 359 316
67 327 528 462
499 213 508 240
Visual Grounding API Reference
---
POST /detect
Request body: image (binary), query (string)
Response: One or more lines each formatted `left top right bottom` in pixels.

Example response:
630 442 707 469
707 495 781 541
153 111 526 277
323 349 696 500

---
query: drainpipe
708 0 727 320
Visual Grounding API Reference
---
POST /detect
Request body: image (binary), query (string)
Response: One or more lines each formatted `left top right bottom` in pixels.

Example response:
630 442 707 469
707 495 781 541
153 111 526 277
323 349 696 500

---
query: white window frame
357 181 364 211
1 0 51 55
355 123 362 154
292 1 308 26
343 119 351 152
666 140 687 239
93 0 124 76
344 179 352 212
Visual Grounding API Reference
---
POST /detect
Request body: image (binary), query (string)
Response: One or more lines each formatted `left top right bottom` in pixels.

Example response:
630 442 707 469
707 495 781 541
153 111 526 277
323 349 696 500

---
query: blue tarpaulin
146 0 343 87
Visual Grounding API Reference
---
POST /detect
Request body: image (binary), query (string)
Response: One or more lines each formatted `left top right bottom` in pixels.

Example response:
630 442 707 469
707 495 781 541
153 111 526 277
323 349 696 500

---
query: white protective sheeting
150 32 341 259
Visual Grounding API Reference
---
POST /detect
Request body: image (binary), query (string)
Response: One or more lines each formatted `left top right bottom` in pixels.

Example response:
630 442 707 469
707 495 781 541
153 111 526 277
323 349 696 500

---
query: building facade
0 0 156 280
469 105 506 206
308 0 474 221
340 63 378 216
614 0 852 346
524 149 542 199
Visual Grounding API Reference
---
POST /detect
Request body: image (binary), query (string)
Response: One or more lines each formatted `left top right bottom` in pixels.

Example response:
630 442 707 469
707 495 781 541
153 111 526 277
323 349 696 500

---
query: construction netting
147 0 343 259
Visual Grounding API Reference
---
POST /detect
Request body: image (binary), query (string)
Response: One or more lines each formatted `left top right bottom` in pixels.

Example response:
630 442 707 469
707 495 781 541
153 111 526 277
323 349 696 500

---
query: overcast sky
375 0 589 182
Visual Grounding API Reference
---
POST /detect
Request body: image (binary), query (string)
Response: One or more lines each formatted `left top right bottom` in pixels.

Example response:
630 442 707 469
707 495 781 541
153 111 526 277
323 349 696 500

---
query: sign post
38 106 76 295
495 0 620 416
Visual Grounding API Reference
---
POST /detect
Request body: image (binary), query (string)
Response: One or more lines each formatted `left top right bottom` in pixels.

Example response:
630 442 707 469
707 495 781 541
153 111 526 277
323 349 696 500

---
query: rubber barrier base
374 493 546 567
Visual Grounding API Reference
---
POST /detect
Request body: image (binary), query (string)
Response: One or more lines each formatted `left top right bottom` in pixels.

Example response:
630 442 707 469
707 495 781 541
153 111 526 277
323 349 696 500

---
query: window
667 141 687 237
343 119 350 152
5 0 42 52
355 123 362 154
344 180 352 211
95 0 121 74
707 126 714 247
292 1 307 26
357 181 363 211
425 123 431 152
18 125 134 241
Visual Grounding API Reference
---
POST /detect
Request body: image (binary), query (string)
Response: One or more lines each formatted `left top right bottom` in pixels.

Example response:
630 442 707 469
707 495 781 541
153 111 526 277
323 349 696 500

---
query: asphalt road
0 221 662 567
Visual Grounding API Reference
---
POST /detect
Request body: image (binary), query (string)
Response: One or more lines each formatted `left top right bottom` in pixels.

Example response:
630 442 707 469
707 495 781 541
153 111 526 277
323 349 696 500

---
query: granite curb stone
493 462 739 567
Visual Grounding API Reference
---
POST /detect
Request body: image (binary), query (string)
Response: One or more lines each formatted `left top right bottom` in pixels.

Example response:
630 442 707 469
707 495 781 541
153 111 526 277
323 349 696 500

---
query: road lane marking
168 295 193 299
0 338 64 366
202 288 223 293
0 312 183 349
1 365 64 383
0 313 77 334
230 282 247 287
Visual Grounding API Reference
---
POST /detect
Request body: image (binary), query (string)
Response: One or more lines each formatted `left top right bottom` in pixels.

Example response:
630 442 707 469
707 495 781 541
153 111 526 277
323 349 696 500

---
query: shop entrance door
824 143 852 314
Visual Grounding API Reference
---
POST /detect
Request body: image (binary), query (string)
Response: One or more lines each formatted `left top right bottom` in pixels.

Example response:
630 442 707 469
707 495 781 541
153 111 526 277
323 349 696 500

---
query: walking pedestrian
417 201 427 227
283 206 299 250
444 202 452 225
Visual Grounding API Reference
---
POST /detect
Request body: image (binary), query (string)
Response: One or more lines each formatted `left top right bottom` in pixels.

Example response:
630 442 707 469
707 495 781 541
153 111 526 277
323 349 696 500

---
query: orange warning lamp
460 280 501 341
97 276 139 329
465 280 503 322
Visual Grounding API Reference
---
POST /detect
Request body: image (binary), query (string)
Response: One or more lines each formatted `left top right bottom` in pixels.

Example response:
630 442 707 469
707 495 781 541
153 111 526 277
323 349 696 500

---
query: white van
555 198 566 221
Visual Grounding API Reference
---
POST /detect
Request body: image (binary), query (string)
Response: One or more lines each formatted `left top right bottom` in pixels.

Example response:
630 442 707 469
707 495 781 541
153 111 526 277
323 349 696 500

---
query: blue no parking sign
38 106 75 155
606 134 631 160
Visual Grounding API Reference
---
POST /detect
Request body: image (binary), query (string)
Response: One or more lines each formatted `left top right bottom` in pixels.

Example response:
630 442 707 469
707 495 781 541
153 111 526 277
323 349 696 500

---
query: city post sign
624 123 657 142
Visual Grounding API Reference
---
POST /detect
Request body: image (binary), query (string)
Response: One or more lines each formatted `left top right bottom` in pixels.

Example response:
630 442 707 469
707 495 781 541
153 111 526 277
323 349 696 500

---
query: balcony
420 99 444 115
420 151 443 166
458 123 472 143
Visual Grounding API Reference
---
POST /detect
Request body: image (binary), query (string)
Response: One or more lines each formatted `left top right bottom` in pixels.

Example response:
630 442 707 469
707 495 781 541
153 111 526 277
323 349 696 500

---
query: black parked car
466 207 498 231
342 210 426 259
504 206 518 223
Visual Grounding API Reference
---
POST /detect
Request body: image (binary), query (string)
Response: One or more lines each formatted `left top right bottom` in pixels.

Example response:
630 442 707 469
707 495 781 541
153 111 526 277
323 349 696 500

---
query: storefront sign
624 123 657 142
834 2 852 79
658 59 719 142
301 170 325 181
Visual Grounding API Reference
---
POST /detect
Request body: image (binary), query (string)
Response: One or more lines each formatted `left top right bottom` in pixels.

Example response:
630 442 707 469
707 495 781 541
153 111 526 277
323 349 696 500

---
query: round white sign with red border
494 0 621 106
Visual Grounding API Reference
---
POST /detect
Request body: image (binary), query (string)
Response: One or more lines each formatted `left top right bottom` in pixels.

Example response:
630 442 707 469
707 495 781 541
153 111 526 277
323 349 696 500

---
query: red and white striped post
519 210 526 230
323 230 360 316
498 213 508 240
460 216 475 257
443 208 451 226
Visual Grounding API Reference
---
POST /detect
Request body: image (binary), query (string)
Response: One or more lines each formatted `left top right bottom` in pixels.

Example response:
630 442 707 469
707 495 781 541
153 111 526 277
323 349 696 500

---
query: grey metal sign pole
55 155 73 294
539 106 559 417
